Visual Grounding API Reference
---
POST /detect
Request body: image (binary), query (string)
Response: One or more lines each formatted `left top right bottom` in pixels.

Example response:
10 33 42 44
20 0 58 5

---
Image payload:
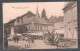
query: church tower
36 4 40 17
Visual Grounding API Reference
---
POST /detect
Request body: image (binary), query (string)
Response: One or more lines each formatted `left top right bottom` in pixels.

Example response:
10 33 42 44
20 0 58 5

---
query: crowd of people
12 35 35 48
24 36 35 48
13 36 19 43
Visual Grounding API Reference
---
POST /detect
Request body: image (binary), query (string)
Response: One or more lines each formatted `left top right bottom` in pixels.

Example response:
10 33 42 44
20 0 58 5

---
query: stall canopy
30 32 43 36
55 30 64 34
21 32 43 36
16 33 22 36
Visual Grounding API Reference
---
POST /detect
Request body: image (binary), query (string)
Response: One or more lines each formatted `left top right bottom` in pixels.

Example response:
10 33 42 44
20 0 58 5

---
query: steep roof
23 15 49 25
22 16 33 24
34 16 49 24
7 19 15 24
19 11 50 25
11 11 50 26
55 16 64 23
16 11 35 19
63 2 76 10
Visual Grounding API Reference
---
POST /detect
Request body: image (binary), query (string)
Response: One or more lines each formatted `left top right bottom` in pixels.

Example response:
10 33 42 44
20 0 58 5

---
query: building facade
63 2 78 39
6 6 53 34
13 11 52 33
54 16 64 38
54 16 64 34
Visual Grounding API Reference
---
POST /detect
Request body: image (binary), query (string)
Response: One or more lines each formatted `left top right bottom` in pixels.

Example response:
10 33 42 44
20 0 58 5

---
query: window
36 25 38 30
75 27 77 32
17 19 19 23
71 9 73 20
29 26 30 30
74 8 75 19
22 18 23 23
38 26 39 30
70 10 72 21
75 7 77 20
68 11 70 22
40 26 42 30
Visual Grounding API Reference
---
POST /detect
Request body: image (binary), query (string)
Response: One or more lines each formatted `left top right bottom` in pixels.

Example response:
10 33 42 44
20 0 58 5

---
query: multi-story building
63 2 78 39
6 7 53 36
48 16 56 32
14 11 51 33
54 16 64 38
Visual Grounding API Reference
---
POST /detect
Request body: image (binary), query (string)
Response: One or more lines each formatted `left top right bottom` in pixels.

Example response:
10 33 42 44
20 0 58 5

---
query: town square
3 2 78 49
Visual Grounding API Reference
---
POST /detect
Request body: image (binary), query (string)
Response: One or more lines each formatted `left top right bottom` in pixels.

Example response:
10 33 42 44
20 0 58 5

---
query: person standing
4 38 8 49
31 38 34 44
25 36 29 48
4 28 8 49
16 36 19 43
28 37 31 46
13 36 16 43
31 37 35 46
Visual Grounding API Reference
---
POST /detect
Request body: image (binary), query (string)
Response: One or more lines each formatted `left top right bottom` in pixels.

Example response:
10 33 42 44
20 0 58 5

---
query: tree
14 25 28 34
48 15 56 26
41 9 47 20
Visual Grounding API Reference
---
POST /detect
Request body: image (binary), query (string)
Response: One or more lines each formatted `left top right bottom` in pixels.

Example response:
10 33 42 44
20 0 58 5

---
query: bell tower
36 4 40 17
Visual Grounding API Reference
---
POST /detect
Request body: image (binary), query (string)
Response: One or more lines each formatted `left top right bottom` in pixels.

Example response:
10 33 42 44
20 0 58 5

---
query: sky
3 2 65 23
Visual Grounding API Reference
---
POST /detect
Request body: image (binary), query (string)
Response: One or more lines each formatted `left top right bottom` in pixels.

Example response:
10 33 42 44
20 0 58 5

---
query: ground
7 39 78 49
8 40 57 49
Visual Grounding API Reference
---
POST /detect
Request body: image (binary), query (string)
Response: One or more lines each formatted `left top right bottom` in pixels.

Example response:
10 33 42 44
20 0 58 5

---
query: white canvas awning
55 30 64 34
30 32 43 36
16 33 22 36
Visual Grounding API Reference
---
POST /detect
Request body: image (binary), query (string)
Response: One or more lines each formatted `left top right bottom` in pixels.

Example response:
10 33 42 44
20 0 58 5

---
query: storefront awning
16 33 22 36
30 32 43 36
55 30 64 34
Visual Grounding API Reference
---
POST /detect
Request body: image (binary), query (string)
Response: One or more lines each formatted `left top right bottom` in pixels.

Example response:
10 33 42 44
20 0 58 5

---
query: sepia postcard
3 1 78 50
